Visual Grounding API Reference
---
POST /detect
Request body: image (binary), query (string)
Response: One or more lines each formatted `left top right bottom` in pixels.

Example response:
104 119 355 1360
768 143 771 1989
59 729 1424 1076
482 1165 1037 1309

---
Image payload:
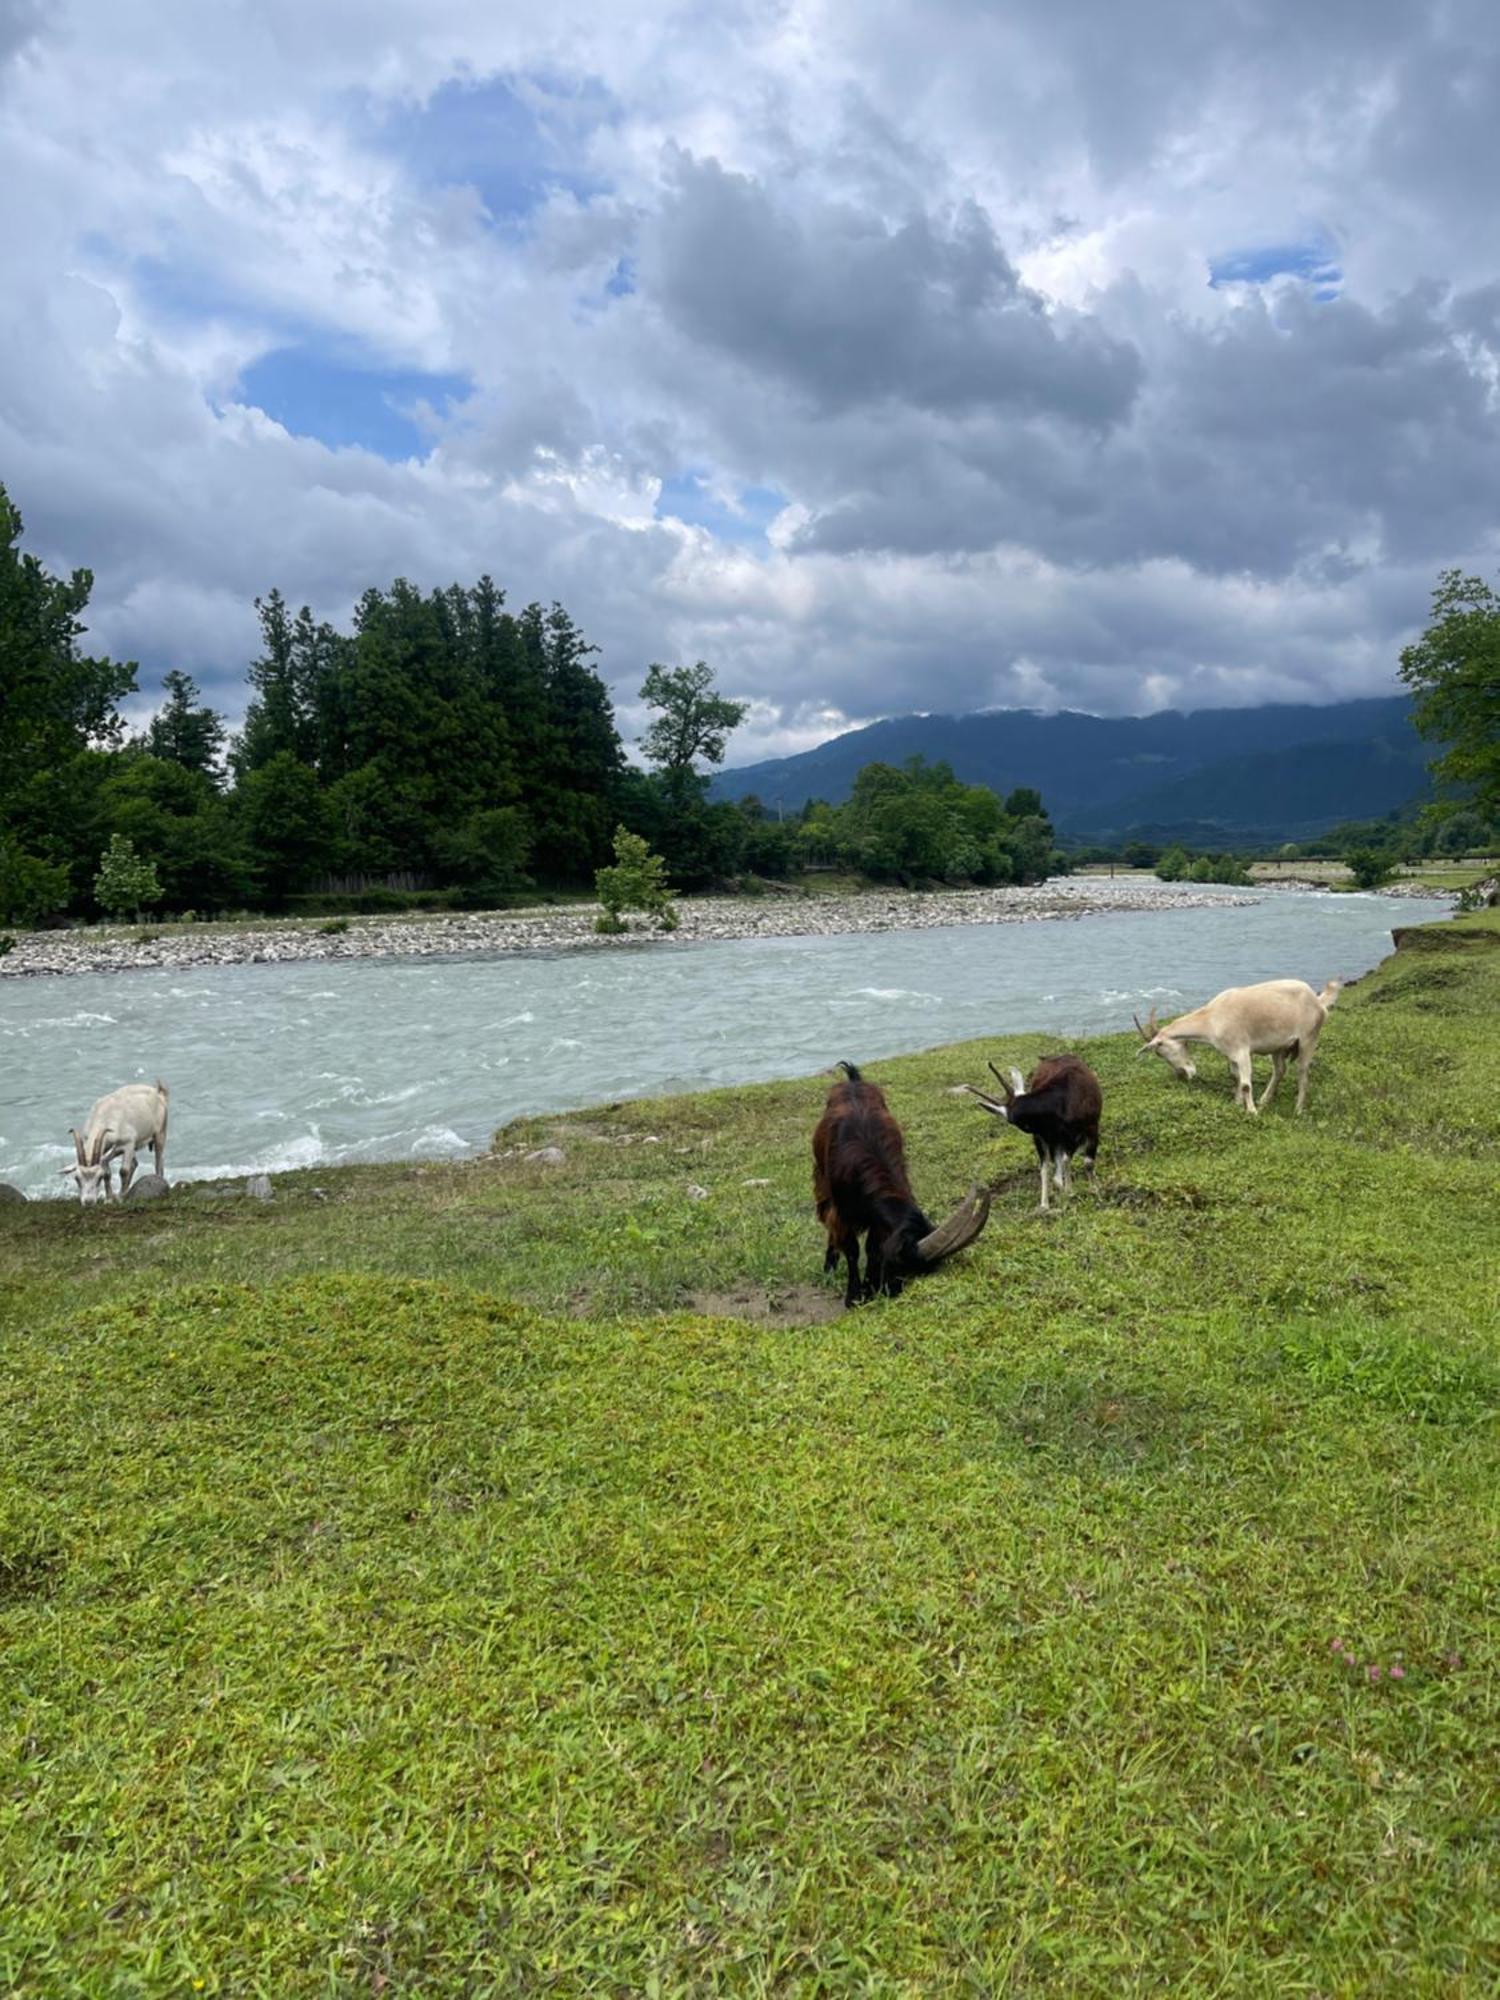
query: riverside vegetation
1 909 1496 1993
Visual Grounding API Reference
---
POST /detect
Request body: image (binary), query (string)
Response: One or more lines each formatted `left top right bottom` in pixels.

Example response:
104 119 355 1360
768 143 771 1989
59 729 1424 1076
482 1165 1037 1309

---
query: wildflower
1388 1664 1405 1680
1367 1664 1381 1683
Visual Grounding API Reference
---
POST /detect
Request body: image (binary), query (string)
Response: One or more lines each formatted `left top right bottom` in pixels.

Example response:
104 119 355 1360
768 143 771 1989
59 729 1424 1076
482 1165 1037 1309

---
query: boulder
245 1174 275 1200
124 1173 170 1204
0 1182 28 1204
523 1146 566 1166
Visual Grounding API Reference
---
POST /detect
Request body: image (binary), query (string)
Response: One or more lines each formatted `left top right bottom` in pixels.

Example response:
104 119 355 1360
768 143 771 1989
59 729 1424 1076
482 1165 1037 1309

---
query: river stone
524 1146 566 1165
245 1174 274 1200
0 1182 27 1204
124 1173 170 1203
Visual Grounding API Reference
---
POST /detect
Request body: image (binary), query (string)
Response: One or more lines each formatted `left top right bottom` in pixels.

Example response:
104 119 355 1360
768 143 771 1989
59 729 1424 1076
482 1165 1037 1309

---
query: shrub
594 827 679 934
94 835 162 923
318 918 351 936
1346 848 1397 890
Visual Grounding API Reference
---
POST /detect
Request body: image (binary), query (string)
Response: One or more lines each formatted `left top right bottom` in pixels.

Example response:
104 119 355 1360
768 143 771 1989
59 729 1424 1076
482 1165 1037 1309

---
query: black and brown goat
814 1061 990 1307
964 1053 1102 1211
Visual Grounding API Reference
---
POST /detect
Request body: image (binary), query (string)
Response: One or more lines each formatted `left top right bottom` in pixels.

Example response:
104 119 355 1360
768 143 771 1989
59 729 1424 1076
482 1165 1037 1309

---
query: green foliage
0 834 70 927
1346 847 1397 890
317 917 350 936
92 833 162 921
0 916 1497 1990
639 660 748 783
0 933 13 957
1156 846 1250 885
234 751 331 906
808 758 1051 886
594 825 679 932
1399 568 1500 819
143 669 227 781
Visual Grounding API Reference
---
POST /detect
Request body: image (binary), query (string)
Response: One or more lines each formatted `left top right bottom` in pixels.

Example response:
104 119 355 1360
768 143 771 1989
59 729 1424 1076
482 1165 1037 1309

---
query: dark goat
814 1061 990 1306
964 1053 1102 1210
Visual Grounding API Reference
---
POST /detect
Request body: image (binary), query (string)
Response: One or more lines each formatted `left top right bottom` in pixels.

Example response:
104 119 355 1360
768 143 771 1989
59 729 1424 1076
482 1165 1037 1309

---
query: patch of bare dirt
685 1281 843 1327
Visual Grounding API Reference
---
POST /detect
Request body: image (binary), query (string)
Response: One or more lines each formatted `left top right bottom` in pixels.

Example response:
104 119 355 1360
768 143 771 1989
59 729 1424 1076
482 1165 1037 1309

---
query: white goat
63 1081 170 1203
1134 979 1341 1115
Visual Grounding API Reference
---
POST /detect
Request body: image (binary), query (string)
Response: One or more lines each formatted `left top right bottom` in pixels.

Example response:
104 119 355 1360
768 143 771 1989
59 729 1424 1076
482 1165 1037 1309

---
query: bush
0 837 71 928
1346 848 1397 890
94 835 163 923
318 918 350 936
0 934 14 957
594 827 679 934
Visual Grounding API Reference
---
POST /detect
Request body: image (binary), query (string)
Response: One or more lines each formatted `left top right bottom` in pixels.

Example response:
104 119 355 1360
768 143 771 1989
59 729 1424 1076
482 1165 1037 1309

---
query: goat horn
916 1183 991 1264
987 1060 1017 1099
961 1082 1011 1118
70 1127 86 1165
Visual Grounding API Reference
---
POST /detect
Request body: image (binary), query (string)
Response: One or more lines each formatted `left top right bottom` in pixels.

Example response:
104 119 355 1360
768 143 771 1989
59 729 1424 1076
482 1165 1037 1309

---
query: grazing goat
814 1062 990 1307
963 1053 1102 1211
63 1081 169 1204
1134 979 1341 1114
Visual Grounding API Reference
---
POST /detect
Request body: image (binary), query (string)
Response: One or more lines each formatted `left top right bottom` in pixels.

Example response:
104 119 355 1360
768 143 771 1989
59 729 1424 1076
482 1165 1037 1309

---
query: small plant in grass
318 917 351 936
0 933 13 957
94 835 162 924
594 826 678 935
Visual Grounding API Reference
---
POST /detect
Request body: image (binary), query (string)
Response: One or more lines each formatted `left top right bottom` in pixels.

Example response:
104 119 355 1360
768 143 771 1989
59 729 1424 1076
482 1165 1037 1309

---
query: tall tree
639 661 748 792
1399 569 1500 818
144 670 227 782
0 483 136 809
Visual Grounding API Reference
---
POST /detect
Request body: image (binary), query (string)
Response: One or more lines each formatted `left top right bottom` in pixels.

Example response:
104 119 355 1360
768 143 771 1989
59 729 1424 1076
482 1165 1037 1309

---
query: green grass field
3 914 1497 1994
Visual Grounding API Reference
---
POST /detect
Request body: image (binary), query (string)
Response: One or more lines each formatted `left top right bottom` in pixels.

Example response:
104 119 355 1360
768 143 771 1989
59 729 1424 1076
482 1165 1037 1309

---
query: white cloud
2 0 1498 766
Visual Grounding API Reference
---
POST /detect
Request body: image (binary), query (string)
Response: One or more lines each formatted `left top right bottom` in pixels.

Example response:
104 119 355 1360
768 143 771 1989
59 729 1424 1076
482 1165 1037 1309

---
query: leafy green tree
1346 847 1397 889
594 827 678 933
144 670 227 782
100 754 251 912
0 835 70 926
94 834 162 922
1399 570 1500 820
235 752 331 905
433 807 533 907
639 662 748 797
1155 845 1189 881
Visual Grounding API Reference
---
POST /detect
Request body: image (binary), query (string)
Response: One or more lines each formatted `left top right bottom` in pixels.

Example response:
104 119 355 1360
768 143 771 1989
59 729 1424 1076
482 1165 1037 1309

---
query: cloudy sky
3 0 1498 763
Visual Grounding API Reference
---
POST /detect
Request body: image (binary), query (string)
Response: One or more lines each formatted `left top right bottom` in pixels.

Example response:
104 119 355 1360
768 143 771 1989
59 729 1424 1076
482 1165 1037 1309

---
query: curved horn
70 1127 86 1165
962 1082 1010 1118
1132 1005 1160 1042
916 1183 991 1264
987 1059 1017 1101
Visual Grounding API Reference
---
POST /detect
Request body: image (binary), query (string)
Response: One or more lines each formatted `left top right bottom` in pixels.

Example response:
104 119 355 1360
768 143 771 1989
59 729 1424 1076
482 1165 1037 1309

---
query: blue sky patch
656 473 788 544
364 72 615 226
236 346 470 459
1209 240 1341 299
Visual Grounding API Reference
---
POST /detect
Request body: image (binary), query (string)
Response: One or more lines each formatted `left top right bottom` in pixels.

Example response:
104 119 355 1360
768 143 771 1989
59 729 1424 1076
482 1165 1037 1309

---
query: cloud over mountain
1 0 1497 761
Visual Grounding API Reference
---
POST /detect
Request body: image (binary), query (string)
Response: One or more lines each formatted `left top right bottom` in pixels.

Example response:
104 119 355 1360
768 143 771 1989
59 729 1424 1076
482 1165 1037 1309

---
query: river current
1 887 1444 1198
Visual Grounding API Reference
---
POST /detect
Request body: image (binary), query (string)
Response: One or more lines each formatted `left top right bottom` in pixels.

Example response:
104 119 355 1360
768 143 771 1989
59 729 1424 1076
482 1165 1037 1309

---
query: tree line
0 483 1064 926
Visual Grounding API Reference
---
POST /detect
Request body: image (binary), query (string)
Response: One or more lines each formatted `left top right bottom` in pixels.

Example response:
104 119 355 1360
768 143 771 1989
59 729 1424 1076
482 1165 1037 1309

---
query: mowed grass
2 917 1497 1994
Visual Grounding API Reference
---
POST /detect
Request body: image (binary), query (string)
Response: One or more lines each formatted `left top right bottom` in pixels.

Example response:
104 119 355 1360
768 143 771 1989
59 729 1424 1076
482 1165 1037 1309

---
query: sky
2 0 1498 766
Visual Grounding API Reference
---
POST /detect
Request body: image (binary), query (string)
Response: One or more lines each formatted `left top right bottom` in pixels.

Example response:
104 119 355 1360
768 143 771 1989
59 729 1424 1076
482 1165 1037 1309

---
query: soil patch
686 1281 844 1327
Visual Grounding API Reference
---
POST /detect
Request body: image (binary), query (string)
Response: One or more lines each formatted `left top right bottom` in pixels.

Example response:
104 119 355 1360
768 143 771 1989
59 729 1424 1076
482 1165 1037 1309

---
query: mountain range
711 696 1429 842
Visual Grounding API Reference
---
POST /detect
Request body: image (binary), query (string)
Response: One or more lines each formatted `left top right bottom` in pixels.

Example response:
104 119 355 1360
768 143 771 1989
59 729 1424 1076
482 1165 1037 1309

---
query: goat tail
1317 978 1343 1011
836 1060 863 1082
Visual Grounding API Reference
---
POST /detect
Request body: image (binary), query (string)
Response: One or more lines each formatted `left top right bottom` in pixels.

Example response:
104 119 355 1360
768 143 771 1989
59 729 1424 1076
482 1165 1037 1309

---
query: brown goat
964 1053 1102 1210
814 1061 990 1306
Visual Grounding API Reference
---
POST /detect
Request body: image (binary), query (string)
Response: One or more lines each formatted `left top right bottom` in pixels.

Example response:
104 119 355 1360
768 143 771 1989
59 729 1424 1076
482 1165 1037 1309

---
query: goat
1134 979 1341 1114
813 1061 990 1307
963 1053 1102 1210
62 1081 169 1204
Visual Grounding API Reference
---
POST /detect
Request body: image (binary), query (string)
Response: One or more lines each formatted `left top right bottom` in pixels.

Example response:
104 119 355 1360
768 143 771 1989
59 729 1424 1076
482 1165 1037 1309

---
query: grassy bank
2 916 1497 1994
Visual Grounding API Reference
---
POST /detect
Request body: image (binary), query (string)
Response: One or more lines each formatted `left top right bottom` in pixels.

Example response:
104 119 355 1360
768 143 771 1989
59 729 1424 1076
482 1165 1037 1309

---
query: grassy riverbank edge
2 910 1497 1994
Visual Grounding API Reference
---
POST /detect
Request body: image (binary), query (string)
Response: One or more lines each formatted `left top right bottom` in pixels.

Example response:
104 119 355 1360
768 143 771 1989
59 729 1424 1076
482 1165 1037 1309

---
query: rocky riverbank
0 878 1293 979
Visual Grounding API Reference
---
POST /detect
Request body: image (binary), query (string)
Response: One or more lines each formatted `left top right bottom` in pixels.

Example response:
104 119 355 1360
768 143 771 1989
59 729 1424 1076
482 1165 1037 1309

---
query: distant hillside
712 697 1430 841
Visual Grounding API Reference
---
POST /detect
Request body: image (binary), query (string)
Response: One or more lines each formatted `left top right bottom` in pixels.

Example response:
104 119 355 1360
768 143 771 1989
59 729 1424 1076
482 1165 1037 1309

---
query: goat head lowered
964 1052 1102 1211
814 1060 989 1307
63 1080 170 1204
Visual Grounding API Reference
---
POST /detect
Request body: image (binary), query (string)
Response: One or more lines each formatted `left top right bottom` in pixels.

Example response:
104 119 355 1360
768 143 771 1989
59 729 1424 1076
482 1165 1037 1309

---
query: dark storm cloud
643 152 1141 425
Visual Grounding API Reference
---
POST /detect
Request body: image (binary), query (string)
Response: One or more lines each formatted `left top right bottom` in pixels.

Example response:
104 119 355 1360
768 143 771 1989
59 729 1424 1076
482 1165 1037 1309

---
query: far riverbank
0 876 1358 981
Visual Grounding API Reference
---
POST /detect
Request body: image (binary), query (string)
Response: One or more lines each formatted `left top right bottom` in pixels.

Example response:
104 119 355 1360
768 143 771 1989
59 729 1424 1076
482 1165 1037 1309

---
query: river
0 887 1445 1197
